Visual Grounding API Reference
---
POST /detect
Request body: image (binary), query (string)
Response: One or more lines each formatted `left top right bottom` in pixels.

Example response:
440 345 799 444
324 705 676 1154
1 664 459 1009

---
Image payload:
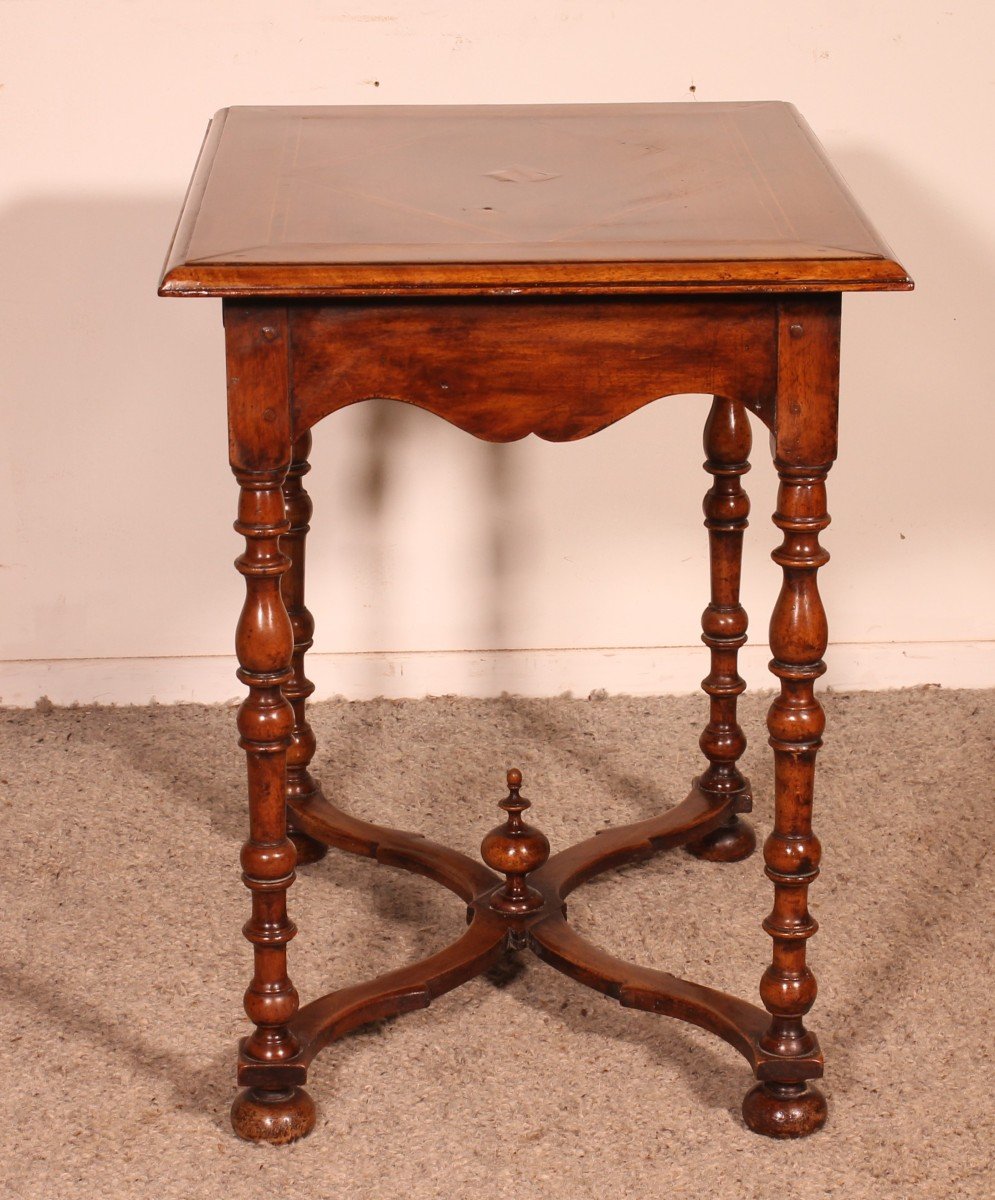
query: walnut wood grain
281 430 328 866
536 783 733 898
685 396 757 862
165 106 912 1147
225 303 315 1142
290 297 778 442
287 787 499 904
481 769 550 913
214 292 849 1146
289 918 507 1069
528 916 769 1074
244 773 820 1097
740 295 839 1138
160 103 911 298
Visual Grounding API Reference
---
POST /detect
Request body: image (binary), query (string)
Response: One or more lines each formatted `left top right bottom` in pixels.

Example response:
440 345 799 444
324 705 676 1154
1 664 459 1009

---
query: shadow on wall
0 196 230 661
308 398 518 699
300 144 995 693
2 151 979 691
0 194 530 680
826 146 995 601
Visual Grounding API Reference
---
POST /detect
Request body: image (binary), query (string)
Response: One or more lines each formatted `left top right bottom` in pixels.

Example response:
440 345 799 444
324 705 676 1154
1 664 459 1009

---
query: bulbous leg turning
745 451 835 1141
688 397 756 866
742 1081 827 1139
685 814 756 862
231 1086 317 1145
283 432 328 868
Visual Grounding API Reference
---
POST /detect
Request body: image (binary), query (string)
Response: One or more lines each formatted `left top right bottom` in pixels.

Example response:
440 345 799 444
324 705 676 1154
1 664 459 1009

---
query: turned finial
480 769 549 913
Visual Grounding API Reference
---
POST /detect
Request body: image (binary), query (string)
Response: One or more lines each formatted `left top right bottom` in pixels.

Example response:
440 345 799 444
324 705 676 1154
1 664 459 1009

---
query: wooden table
159 102 911 1145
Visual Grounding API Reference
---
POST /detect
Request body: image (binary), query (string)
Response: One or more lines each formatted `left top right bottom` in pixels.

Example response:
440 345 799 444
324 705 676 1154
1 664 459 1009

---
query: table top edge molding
160 258 913 298
159 101 913 299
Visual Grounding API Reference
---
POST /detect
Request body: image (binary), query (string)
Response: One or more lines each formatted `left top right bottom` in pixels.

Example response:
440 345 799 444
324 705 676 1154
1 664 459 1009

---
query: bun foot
231 1086 317 1145
289 827 328 865
686 815 756 862
742 1081 827 1139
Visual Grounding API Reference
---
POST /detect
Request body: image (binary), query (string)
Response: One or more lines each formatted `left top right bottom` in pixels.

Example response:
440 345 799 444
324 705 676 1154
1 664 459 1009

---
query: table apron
286 296 782 443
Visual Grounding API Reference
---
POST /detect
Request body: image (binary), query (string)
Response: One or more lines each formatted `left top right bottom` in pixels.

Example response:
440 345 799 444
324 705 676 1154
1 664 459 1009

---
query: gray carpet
2 688 993 1199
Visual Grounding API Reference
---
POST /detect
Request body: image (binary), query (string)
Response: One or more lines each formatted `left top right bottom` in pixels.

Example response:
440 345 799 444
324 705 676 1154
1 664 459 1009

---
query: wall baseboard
1 642 992 707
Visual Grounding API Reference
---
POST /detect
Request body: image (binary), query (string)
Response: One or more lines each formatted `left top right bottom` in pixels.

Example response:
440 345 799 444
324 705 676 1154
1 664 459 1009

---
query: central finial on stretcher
480 769 550 913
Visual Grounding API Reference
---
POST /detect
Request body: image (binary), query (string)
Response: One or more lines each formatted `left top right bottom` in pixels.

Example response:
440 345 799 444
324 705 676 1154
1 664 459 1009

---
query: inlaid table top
159 101 911 298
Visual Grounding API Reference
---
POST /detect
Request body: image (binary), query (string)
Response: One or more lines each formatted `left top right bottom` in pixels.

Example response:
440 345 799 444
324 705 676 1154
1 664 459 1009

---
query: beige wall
1 2 993 703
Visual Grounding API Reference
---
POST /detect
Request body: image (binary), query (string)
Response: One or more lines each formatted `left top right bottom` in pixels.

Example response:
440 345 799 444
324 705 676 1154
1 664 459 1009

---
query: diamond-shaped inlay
161 104 912 295
484 164 562 184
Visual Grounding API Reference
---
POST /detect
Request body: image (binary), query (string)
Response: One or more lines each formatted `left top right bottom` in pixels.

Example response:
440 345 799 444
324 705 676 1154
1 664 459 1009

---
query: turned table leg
229 464 316 1144
282 430 328 865
687 395 756 862
742 459 830 1137
223 304 316 1144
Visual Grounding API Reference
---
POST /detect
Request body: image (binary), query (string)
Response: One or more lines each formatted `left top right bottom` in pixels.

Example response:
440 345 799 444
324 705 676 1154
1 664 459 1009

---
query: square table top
159 102 911 298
